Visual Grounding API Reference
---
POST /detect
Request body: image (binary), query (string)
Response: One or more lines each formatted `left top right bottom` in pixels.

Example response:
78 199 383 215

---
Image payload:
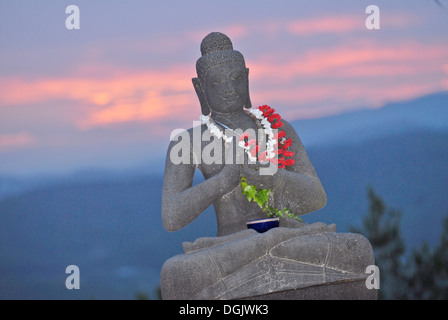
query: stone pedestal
241 280 377 300
161 226 377 300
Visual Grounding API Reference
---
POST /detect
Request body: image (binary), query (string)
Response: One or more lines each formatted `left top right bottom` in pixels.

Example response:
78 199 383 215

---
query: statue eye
212 75 226 84
230 71 243 80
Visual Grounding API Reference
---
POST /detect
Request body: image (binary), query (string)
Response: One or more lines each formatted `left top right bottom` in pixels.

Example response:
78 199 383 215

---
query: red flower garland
240 105 295 169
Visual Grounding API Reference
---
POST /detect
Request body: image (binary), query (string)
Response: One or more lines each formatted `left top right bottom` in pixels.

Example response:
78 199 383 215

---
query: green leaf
257 189 270 205
243 185 256 202
254 196 265 209
240 176 304 222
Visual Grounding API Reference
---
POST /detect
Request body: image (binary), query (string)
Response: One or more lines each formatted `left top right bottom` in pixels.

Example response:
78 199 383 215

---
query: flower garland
200 105 303 223
200 105 295 169
199 114 234 144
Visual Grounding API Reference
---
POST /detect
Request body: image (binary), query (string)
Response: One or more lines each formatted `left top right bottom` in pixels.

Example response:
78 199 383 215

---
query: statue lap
161 223 377 300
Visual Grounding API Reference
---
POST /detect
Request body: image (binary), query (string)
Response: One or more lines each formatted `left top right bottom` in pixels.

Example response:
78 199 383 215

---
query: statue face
203 62 248 114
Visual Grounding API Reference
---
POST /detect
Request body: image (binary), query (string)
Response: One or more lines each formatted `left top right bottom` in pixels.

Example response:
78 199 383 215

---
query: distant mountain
1 92 447 299
292 91 448 147
306 129 448 250
0 173 215 300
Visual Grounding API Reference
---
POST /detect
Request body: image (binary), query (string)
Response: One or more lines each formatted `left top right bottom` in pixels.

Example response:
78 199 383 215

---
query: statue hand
219 145 242 190
279 217 305 229
241 162 283 190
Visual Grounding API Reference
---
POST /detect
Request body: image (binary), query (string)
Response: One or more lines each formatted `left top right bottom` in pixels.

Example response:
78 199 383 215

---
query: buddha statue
160 32 376 300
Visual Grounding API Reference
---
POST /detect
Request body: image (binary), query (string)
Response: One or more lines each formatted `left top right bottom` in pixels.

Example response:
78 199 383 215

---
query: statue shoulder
278 119 304 145
167 124 208 148
164 124 209 169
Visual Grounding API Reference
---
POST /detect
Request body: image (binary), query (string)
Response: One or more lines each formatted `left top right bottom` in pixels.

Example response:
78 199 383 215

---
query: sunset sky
1 0 447 176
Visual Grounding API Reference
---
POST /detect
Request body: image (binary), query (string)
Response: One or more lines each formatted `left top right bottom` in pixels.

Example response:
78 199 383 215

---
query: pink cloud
246 40 447 119
251 79 443 120
287 15 362 35
0 17 445 135
249 41 448 82
0 66 197 130
0 133 36 150
237 12 419 38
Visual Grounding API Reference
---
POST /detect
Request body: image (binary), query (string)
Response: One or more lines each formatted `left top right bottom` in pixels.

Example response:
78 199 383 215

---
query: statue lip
222 92 240 101
221 94 242 106
223 97 239 104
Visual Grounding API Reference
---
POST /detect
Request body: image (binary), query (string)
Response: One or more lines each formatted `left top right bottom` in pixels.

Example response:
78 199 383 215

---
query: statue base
161 225 377 300
241 280 377 300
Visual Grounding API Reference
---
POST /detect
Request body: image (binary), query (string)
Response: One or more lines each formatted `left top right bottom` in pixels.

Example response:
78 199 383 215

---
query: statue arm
161 138 240 232
241 120 326 218
273 120 327 215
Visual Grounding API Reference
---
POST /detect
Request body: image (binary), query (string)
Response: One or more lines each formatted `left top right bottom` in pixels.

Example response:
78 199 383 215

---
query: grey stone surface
241 280 378 300
160 32 377 300
161 225 375 300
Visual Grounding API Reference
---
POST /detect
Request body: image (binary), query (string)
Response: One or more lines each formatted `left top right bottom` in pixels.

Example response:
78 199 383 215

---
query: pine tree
350 187 405 299
352 187 448 299
402 215 448 299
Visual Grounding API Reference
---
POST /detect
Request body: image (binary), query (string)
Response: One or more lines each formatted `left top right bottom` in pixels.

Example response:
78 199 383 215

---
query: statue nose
224 79 237 95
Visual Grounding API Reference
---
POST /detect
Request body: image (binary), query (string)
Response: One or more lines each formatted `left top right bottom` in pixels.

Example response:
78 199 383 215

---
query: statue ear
192 77 210 116
244 68 253 109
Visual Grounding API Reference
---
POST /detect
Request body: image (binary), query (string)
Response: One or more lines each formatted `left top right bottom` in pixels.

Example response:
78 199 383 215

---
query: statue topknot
195 32 246 83
200 32 233 56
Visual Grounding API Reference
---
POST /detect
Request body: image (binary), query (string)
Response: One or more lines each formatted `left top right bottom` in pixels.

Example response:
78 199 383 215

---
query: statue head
193 32 252 116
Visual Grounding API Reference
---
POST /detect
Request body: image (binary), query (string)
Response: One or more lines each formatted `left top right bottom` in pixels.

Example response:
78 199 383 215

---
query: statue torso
193 114 267 235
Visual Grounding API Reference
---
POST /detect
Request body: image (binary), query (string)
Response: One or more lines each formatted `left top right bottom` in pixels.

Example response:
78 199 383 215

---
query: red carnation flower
283 138 292 148
284 159 295 166
258 105 269 112
239 132 250 142
268 113 281 124
271 147 281 155
262 107 275 117
283 150 295 157
250 145 260 157
246 139 256 147
274 130 286 140
271 121 284 129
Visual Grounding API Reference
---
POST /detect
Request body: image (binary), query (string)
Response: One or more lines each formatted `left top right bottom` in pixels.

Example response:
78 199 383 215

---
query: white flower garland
200 109 277 162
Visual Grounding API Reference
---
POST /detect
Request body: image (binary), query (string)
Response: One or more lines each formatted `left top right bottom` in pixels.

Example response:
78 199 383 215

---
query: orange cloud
0 133 36 150
78 91 196 129
0 19 445 134
0 66 196 130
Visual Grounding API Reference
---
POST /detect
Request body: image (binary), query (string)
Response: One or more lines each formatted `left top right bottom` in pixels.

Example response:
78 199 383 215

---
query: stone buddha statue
160 32 376 300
